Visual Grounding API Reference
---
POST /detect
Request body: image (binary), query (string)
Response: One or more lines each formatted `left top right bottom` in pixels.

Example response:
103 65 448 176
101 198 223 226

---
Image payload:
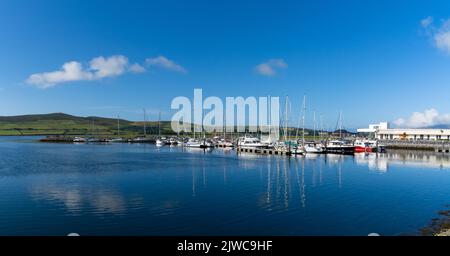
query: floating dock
236 147 292 156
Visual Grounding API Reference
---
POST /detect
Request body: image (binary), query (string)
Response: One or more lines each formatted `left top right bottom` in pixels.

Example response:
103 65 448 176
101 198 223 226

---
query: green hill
0 113 167 136
0 113 329 138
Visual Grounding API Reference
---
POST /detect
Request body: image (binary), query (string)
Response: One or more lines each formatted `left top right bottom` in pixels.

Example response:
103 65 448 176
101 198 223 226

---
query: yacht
325 140 355 155
354 139 376 153
303 141 325 153
292 145 306 155
237 137 268 149
217 138 234 148
185 138 205 148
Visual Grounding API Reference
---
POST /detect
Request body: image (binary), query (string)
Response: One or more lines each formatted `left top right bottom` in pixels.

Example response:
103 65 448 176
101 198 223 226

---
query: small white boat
292 146 306 155
185 138 203 148
132 137 151 143
108 138 123 143
156 139 164 147
73 137 87 143
217 138 234 147
304 142 325 153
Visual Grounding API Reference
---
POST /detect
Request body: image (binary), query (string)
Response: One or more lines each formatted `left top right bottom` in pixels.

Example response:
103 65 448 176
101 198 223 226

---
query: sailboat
87 118 102 143
325 111 355 154
291 96 305 155
304 110 325 154
133 109 152 143
156 112 165 146
109 114 123 142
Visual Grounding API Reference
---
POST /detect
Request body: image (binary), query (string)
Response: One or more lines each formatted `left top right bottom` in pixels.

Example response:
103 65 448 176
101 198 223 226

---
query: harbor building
358 122 450 141
377 128 450 141
357 122 389 138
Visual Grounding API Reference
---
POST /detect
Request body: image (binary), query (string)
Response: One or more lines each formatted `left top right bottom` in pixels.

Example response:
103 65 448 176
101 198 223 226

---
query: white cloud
26 61 94 89
90 55 129 78
26 55 147 88
421 16 433 28
145 56 187 74
394 108 450 128
129 63 146 73
421 17 450 54
255 59 288 76
435 30 450 54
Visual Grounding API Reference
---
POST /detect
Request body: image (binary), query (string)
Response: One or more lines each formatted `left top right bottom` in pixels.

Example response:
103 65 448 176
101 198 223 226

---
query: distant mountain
332 129 355 135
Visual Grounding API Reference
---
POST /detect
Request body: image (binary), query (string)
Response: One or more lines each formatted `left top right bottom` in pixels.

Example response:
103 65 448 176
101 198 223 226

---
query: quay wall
380 140 450 153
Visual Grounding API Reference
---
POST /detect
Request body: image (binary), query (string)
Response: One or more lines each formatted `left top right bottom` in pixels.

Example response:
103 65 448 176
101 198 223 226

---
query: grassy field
0 113 166 136
0 113 333 139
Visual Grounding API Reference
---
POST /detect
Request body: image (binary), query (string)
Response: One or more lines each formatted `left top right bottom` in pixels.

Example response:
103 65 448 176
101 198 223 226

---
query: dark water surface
1 136 449 236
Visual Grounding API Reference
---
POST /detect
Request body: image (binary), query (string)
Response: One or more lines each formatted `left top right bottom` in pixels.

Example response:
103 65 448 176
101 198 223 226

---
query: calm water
1 136 450 236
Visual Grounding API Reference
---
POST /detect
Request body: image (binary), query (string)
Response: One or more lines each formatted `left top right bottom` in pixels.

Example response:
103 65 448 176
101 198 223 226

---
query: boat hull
325 146 355 155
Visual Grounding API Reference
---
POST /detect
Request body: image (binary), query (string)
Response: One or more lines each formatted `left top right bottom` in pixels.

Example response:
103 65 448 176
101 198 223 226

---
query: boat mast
339 111 342 139
313 110 316 141
284 96 289 142
302 95 306 144
320 114 323 141
223 109 226 139
117 114 120 137
158 111 161 137
143 108 147 137
91 118 95 138
268 95 271 143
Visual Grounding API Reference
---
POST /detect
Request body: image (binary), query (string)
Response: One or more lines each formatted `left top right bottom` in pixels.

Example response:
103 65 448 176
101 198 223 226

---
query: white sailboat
292 96 306 155
325 111 355 154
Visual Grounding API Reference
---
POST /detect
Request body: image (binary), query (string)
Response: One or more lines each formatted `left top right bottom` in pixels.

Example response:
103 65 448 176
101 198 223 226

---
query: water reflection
30 185 128 215
354 150 450 172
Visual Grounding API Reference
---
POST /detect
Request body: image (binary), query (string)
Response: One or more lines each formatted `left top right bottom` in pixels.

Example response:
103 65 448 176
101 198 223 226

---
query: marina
1 136 450 236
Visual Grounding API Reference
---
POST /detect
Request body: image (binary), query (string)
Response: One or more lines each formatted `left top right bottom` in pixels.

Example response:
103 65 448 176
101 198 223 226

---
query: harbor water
1 136 450 236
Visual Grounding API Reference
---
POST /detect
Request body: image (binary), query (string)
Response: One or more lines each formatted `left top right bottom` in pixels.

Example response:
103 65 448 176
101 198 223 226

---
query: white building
377 128 450 141
358 122 450 140
357 122 389 134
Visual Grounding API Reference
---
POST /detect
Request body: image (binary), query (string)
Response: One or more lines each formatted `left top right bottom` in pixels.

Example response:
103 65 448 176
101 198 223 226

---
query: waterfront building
377 128 450 141
357 122 389 138
358 122 450 141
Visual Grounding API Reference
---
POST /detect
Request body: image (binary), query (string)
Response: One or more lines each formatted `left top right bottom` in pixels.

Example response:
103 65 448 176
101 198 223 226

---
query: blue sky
1 0 450 130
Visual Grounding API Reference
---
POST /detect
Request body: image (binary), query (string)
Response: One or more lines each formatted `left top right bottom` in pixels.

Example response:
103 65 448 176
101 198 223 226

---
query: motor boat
354 139 378 153
303 141 325 153
237 137 268 149
325 140 355 154
185 138 208 148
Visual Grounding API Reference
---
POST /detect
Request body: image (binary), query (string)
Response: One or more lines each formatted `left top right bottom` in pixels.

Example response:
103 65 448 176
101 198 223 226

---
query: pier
236 147 292 156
